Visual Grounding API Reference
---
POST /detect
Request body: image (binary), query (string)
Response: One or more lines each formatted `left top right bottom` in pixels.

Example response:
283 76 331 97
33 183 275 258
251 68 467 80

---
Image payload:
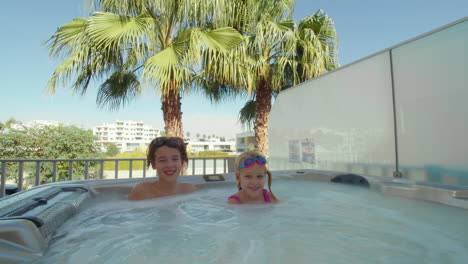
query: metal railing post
51 161 57 182
129 160 133 178
213 158 217 174
114 160 119 179
192 159 195 175
1 162 6 198
68 161 73 181
143 160 146 178
224 158 227 173
100 160 104 179
203 159 206 175
84 161 89 180
35 161 40 186
18 161 24 191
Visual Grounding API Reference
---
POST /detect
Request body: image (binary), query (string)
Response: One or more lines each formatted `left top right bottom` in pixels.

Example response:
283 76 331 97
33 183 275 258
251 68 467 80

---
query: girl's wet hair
235 150 276 200
146 137 188 168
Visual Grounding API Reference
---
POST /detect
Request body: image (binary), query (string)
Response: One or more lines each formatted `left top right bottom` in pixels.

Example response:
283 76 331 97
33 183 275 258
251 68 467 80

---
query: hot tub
1 171 468 264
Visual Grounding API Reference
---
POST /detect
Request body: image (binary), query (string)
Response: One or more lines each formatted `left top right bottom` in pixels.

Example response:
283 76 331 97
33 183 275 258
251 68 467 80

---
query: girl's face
236 163 267 199
152 146 183 181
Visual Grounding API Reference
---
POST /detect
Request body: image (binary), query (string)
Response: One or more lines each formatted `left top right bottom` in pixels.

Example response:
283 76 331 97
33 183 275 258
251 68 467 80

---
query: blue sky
1 0 466 137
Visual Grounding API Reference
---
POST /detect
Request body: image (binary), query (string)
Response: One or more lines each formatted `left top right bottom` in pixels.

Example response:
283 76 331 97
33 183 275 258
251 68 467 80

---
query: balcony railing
0 157 236 198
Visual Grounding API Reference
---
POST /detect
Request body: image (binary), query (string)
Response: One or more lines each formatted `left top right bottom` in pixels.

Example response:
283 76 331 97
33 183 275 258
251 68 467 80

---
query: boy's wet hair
146 137 188 169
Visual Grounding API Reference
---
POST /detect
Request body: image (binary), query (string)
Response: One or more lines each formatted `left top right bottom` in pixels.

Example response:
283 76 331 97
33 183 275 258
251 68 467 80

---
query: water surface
30 179 468 264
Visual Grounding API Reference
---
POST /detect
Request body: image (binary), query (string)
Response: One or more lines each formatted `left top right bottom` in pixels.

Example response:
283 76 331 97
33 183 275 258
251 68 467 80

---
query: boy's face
152 146 182 181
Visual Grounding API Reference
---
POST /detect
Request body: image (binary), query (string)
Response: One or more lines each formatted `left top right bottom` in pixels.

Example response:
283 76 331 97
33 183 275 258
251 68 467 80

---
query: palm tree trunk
161 87 183 138
254 78 272 155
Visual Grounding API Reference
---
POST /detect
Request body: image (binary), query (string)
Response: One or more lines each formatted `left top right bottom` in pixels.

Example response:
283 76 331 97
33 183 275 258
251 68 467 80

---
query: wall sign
289 138 315 164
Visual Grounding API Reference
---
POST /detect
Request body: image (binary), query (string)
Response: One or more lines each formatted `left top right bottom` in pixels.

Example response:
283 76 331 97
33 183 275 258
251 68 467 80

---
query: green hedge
103 150 236 170
104 150 146 170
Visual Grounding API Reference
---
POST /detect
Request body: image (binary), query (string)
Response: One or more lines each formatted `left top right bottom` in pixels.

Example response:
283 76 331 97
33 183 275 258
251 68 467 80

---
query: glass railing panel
269 52 396 177
392 19 468 185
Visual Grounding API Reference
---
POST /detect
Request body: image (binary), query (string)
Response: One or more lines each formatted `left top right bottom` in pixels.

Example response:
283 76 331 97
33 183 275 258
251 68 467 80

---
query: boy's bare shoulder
179 182 197 193
133 181 153 192
128 181 152 200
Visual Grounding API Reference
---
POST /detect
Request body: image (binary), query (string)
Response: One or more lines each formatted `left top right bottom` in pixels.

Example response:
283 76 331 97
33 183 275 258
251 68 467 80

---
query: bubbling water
29 180 468 264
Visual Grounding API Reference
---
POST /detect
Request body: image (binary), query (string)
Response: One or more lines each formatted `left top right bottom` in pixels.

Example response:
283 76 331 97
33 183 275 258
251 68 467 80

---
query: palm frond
238 99 256 130
298 9 339 74
73 67 93 95
96 71 141 110
201 43 256 95
89 0 148 16
143 45 189 95
46 17 89 57
87 12 151 55
191 74 245 103
191 27 244 52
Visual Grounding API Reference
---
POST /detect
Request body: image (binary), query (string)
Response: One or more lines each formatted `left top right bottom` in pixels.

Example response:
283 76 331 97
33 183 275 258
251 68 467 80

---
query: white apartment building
235 131 255 152
93 120 161 152
187 138 236 154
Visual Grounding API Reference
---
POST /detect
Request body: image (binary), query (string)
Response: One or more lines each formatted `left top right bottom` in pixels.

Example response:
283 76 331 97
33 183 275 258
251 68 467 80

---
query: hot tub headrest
331 174 369 187
0 216 44 228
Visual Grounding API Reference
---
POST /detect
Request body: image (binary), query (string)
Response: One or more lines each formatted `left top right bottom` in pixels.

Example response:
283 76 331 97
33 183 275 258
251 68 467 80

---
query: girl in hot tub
128 137 196 200
227 151 278 204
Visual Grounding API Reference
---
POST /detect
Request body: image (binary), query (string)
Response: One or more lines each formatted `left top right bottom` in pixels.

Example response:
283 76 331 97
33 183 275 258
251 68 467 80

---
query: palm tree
203 2 338 154
46 0 243 137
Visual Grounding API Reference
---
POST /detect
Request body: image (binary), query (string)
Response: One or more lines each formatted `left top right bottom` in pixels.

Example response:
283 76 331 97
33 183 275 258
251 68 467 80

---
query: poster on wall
288 140 301 163
288 138 316 164
301 139 315 164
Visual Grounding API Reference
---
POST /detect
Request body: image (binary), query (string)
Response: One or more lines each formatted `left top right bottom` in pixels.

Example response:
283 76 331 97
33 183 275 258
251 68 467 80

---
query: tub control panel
203 174 225 182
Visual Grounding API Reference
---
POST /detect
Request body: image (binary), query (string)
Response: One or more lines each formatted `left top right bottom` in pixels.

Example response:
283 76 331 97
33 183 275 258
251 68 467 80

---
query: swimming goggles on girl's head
239 157 267 169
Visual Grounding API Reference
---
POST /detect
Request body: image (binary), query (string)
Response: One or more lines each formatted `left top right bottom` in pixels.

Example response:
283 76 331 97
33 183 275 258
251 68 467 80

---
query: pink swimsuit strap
263 189 272 203
228 189 271 204
228 194 243 204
